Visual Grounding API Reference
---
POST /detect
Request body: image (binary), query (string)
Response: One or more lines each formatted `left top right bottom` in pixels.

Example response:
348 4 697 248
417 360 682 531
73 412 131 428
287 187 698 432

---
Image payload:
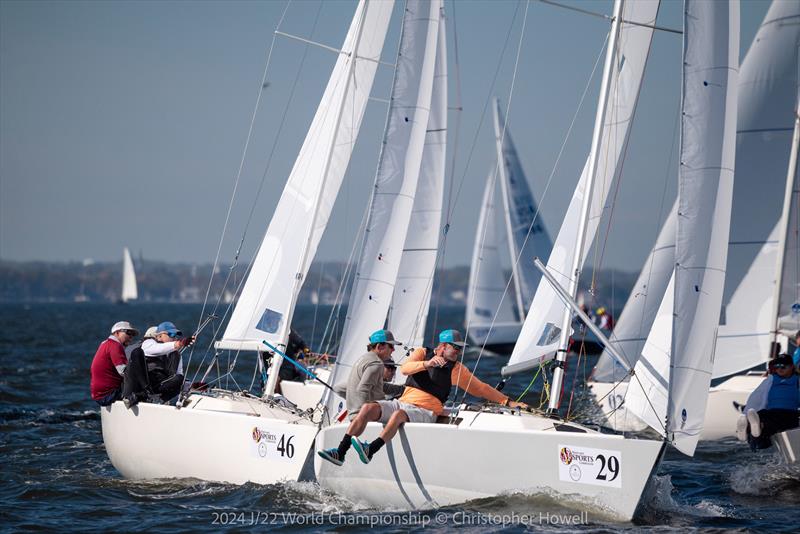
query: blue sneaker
317 448 343 466
351 437 371 464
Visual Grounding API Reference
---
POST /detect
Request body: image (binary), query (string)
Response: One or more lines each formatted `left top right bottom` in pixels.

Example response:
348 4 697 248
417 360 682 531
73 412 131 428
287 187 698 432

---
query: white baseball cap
111 321 138 335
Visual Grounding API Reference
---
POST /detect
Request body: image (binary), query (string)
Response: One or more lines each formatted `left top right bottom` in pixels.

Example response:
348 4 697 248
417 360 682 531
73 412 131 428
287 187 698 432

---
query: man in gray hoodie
321 329 401 465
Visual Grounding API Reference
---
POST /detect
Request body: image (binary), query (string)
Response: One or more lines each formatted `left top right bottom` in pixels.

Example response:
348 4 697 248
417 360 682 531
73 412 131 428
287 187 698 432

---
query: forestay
389 7 447 349
335 0 441 373
503 0 660 376
625 0 739 456
217 0 394 352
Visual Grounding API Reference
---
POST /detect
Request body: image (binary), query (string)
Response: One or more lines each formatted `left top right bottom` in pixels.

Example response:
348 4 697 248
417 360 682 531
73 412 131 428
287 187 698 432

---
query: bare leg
379 410 409 442
347 402 381 437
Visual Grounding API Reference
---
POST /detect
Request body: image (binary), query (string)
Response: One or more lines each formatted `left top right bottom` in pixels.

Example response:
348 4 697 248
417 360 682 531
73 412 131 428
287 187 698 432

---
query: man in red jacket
90 321 138 406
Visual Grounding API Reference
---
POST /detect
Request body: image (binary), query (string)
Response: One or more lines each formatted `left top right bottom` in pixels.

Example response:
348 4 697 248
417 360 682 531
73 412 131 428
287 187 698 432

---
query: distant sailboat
121 247 138 303
465 98 552 353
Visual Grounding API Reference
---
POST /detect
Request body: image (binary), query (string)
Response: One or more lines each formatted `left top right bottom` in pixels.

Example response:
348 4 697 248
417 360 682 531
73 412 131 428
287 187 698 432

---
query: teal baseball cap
369 329 402 345
439 329 467 347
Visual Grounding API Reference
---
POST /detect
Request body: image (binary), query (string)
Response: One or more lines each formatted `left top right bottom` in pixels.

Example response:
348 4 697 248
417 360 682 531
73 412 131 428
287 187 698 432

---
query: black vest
405 348 454 403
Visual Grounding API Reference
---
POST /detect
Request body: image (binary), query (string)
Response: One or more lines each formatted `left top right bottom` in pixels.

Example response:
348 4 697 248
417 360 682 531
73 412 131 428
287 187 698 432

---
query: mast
547 0 625 413
493 98 526 319
769 80 800 346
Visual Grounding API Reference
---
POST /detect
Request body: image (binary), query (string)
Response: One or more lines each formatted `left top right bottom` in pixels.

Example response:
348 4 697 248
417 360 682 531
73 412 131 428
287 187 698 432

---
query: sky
0 0 774 271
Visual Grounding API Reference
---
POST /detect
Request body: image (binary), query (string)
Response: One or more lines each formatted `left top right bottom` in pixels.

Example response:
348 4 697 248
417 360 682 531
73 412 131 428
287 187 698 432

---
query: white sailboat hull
315 410 664 521
101 393 318 484
280 368 344 412
773 427 800 465
589 373 763 439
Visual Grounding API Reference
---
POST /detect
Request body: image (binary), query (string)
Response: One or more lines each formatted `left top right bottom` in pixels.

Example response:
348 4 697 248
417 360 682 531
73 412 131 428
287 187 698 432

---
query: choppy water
1 303 799 532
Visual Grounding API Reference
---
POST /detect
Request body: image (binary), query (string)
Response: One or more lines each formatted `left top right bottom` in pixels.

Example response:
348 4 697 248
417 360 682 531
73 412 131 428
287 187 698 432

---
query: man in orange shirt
319 329 528 466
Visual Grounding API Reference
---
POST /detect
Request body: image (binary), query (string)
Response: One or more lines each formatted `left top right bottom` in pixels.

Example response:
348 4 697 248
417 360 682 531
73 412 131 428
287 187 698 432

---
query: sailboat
316 0 739 520
465 98 552 353
100 0 396 484
120 247 138 303
588 0 800 439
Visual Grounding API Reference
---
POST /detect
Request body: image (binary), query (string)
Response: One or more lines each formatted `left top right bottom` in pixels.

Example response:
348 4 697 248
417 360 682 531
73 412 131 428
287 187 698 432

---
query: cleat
317 448 343 466
351 437 371 464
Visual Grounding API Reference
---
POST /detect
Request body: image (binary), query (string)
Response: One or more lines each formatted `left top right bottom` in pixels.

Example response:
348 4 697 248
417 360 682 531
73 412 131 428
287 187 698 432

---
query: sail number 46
277 434 295 458
595 454 619 482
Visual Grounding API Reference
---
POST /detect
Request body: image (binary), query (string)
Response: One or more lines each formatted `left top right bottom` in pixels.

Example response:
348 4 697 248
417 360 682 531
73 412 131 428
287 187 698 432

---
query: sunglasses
447 343 463 352
124 330 137 336
773 363 790 369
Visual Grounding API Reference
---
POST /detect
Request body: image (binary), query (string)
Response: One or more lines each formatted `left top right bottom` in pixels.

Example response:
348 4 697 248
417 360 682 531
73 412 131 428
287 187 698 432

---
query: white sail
626 0 739 456
712 0 800 376
218 0 394 352
336 0 441 369
775 87 800 338
121 247 138 303
503 0 660 376
714 222 779 377
592 203 676 383
389 7 447 349
466 171 518 336
494 99 552 315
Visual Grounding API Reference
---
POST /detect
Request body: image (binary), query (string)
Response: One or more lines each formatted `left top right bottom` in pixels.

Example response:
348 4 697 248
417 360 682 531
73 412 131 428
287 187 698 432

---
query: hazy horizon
1 0 774 274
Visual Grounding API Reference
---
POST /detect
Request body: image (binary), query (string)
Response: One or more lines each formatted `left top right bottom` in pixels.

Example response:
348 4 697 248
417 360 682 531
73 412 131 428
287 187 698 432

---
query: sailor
120 326 158 409
90 321 138 406
737 353 800 448
319 329 528 466
319 329 402 465
381 359 404 399
142 321 194 402
275 329 310 394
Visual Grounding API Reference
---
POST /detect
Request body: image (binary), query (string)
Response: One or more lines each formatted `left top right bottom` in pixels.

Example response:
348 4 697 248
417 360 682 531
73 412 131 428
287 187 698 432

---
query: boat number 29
595 453 619 482
277 434 295 458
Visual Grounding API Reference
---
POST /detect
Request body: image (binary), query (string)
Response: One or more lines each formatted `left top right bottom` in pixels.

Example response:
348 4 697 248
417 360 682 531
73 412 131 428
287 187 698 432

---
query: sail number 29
595 453 619 481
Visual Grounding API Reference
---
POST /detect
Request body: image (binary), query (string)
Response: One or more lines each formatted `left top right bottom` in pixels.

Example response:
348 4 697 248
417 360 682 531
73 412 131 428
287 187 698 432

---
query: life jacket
404 348 454 404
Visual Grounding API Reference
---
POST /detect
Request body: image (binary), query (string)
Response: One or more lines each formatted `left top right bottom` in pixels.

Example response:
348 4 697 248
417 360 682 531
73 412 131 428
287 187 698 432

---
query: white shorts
376 399 436 424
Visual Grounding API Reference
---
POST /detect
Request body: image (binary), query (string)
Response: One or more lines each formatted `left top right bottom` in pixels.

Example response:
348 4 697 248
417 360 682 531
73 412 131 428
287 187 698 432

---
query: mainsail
625 0 739 456
121 247 138 303
389 8 447 349
593 0 800 384
503 0 660 376
217 0 394 353
335 0 442 373
712 0 800 377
